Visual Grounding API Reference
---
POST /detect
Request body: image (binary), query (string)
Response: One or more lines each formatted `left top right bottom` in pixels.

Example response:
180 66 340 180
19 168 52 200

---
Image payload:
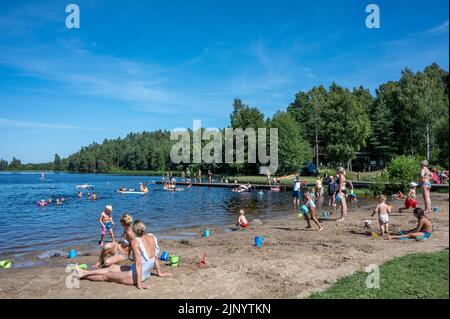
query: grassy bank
310 250 449 299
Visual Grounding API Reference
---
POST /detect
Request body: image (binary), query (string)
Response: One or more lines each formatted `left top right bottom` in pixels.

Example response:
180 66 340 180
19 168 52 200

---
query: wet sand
0 193 448 299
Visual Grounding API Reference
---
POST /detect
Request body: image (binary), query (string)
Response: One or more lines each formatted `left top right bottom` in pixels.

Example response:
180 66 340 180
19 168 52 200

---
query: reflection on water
0 172 375 264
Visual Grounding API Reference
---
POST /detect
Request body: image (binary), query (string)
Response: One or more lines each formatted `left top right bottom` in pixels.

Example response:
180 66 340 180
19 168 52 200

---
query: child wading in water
99 205 115 246
236 209 249 228
371 195 391 236
302 191 324 232
398 182 418 214
389 208 433 240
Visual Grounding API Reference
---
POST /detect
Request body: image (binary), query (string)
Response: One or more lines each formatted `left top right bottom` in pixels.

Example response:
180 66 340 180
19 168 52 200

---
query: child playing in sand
371 195 391 236
389 208 432 241
236 209 249 228
398 182 418 214
302 191 324 232
99 205 115 246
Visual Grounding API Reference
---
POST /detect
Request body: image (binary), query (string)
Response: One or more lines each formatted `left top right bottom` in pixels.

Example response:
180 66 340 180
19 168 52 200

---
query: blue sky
0 0 448 163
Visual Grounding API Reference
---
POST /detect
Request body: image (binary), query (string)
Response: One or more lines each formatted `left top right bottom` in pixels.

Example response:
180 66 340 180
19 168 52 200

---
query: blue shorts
292 190 301 199
421 231 431 239
420 181 432 188
104 222 113 230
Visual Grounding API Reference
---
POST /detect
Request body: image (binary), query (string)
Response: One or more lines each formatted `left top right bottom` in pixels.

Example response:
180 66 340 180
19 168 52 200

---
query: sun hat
410 182 418 187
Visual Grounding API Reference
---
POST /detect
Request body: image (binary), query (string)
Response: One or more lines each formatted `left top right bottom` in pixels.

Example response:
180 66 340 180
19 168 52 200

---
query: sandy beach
0 193 448 299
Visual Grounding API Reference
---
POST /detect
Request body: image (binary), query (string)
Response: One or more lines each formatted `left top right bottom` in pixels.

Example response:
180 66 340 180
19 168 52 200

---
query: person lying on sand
236 209 249 228
77 220 171 289
388 208 433 241
95 214 135 269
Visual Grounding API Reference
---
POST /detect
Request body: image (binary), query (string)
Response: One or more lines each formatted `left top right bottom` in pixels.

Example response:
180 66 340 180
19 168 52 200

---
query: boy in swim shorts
371 195 391 236
237 209 249 228
399 183 418 214
99 205 115 246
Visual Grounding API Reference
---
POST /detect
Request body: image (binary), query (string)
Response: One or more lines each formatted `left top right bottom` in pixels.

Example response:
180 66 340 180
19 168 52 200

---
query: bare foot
306 225 312 229
75 264 84 278
337 218 345 222
318 227 324 232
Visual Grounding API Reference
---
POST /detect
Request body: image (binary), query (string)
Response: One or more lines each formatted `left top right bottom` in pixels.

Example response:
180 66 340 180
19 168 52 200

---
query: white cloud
0 118 100 130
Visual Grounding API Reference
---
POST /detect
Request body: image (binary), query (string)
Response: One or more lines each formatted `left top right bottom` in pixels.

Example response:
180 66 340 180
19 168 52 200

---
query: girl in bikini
419 160 433 215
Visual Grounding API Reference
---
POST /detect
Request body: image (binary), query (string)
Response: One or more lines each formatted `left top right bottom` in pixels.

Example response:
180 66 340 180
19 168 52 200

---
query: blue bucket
160 251 170 261
203 229 210 237
433 206 440 213
300 205 309 215
255 236 264 247
322 212 329 220
67 250 77 259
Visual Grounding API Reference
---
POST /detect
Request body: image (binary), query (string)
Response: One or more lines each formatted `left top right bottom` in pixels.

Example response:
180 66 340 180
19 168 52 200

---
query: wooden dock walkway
154 180 449 191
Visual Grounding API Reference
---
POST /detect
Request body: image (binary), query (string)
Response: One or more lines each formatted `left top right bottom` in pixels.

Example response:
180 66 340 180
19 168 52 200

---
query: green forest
1 63 448 176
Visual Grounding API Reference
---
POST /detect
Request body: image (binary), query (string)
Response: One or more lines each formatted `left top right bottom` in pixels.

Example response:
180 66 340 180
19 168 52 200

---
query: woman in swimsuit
336 167 348 222
419 160 432 214
77 220 171 289
303 192 324 231
95 214 134 268
388 208 432 240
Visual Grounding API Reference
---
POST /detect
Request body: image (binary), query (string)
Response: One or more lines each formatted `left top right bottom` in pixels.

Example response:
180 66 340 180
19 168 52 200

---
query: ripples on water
0 172 372 266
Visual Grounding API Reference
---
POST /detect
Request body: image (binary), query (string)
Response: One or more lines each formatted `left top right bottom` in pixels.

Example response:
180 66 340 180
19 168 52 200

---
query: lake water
0 172 373 267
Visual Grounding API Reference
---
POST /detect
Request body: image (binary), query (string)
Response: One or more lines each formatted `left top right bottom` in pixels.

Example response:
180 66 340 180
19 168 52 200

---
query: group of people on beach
291 160 436 240
73 159 439 290
76 207 171 289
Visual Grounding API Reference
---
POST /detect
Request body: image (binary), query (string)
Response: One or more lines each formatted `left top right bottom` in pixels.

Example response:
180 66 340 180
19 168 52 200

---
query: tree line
1 63 447 175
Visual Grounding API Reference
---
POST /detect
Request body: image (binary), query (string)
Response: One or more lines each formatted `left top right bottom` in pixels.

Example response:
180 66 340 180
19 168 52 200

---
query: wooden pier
154 180 448 191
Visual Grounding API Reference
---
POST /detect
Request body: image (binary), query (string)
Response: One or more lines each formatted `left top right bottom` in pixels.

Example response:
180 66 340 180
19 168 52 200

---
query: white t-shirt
293 181 301 191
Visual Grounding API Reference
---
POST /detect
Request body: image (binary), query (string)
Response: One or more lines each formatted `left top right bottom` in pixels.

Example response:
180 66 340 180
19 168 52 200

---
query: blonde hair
420 160 429 167
379 195 386 202
105 205 113 212
132 220 146 237
120 213 133 226
337 167 345 174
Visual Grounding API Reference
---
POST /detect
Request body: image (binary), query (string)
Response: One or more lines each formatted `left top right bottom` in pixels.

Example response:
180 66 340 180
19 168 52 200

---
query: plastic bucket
0 260 12 269
170 255 180 267
300 205 309 215
160 251 170 262
203 229 210 237
433 206 440 213
322 212 329 220
68 250 77 259
255 236 264 247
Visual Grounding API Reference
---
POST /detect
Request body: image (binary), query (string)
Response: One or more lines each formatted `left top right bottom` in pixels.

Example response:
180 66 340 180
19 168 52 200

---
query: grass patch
310 250 449 299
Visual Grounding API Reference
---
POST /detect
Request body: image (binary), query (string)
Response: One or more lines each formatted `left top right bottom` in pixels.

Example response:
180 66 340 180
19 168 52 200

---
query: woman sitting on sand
95 213 134 268
388 208 432 241
77 220 171 289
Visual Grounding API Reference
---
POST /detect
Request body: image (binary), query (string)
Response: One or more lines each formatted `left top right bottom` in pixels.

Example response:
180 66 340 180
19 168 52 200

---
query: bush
387 155 420 191
369 174 388 195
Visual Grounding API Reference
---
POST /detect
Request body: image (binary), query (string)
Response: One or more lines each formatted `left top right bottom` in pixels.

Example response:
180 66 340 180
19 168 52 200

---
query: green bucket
0 260 12 269
170 255 179 267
